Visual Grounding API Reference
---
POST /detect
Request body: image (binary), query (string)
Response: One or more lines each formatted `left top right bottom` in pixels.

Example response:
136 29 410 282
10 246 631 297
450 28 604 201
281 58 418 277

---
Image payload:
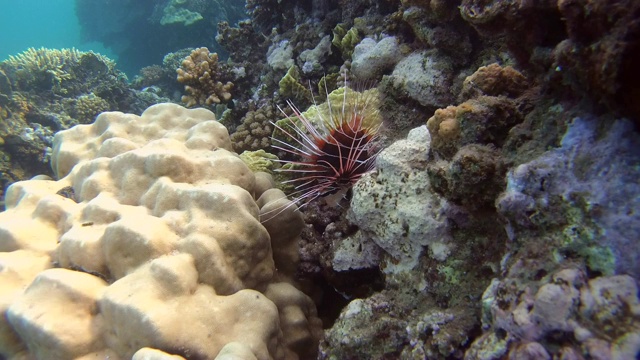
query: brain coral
0 103 322 359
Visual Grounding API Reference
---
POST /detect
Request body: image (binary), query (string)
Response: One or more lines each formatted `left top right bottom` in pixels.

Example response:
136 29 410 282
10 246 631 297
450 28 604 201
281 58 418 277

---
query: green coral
278 66 310 103
273 86 382 144
437 260 464 285
557 193 616 275
238 150 279 174
317 73 339 100
332 25 360 60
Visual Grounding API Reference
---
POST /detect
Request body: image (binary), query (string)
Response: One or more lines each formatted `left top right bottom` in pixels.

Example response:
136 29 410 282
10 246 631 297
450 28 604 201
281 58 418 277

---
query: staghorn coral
4 47 81 82
1 47 115 93
176 47 234 107
0 103 322 359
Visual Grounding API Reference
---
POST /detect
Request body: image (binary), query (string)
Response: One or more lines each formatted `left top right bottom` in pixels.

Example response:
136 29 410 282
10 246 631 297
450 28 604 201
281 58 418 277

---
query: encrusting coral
177 47 234 107
0 103 322 359
467 268 640 359
427 63 528 160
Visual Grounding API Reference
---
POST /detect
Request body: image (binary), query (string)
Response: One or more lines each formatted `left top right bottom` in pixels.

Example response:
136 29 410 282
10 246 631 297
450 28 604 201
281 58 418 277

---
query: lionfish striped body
270 86 382 210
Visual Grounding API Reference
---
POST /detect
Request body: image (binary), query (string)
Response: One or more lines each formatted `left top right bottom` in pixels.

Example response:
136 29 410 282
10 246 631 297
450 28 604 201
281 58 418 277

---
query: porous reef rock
467 268 640 360
348 125 452 275
0 103 322 359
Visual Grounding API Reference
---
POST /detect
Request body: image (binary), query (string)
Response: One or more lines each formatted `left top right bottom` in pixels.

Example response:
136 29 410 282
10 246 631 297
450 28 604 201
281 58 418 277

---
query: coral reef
321 126 504 359
160 0 204 26
1 47 114 94
230 103 277 153
400 0 473 62
277 66 311 104
176 47 234 107
426 64 530 161
267 40 296 73
331 25 361 60
497 116 640 279
428 144 506 210
298 35 333 75
0 48 158 203
238 150 280 174
385 50 456 109
246 0 307 33
467 268 640 359
216 20 269 97
0 103 322 359
350 126 452 271
68 93 111 125
1 0 638 358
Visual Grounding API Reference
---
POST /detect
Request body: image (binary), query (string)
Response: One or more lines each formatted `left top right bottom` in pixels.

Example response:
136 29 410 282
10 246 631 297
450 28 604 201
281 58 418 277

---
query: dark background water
0 0 116 63
0 0 247 78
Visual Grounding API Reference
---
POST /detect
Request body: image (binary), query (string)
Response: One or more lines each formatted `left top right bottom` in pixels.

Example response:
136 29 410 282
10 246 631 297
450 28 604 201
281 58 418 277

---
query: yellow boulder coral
0 103 321 359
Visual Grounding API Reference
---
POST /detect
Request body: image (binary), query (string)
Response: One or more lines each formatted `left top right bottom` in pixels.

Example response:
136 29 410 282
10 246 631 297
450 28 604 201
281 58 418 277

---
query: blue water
0 0 116 63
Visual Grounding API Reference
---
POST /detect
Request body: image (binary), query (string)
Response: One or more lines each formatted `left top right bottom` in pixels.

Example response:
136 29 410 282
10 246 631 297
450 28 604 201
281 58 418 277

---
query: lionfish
264 84 383 221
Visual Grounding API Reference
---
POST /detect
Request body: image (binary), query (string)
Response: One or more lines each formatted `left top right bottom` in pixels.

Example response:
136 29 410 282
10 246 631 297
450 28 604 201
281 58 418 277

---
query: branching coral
72 94 111 125
230 104 277 153
176 47 234 107
1 48 114 92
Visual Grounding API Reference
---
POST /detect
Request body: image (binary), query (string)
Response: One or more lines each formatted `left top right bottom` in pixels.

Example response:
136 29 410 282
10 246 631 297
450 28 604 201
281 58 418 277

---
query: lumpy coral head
0 103 322 359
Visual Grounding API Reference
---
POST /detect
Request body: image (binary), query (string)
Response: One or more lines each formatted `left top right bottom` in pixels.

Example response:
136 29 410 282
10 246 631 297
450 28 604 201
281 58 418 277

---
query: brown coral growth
230 104 276 153
177 47 234 107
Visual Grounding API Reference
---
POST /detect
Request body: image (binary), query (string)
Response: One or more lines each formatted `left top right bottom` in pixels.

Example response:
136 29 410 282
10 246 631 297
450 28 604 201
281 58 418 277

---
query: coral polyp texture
177 47 234 107
0 103 322 359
